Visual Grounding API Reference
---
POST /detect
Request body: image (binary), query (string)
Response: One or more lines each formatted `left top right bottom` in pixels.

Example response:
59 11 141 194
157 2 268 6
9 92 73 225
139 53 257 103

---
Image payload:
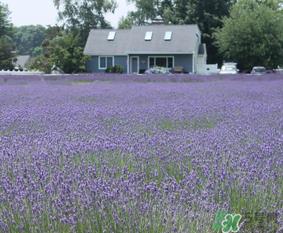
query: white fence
0 70 44 75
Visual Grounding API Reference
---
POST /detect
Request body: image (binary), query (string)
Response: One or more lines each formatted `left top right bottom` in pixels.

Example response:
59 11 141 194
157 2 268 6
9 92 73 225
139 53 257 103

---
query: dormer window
107 31 116 41
145 31 153 41
164 31 172 41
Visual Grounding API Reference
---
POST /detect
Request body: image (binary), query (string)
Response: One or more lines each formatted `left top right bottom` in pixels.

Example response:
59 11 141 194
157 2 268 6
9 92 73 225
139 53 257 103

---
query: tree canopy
215 0 283 70
30 31 89 73
12 25 46 55
53 0 116 44
0 3 14 70
29 0 116 73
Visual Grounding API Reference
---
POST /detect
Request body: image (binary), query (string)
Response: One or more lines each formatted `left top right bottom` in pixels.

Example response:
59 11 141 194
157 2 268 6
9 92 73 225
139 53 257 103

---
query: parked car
275 66 283 74
251 66 267 75
219 63 239 75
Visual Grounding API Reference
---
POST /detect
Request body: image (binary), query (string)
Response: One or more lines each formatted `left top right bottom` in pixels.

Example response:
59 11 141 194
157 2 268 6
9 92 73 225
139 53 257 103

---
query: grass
76 96 96 103
71 80 94 85
158 117 217 131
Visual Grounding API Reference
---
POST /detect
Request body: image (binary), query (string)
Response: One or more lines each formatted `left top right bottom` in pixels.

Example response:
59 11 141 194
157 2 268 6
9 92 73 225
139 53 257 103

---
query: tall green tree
118 16 134 29
13 25 46 55
215 0 283 70
53 0 116 44
29 29 89 74
0 2 14 70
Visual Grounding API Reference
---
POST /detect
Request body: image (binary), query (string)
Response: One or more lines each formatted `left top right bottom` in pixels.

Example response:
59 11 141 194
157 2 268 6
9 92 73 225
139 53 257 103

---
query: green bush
105 65 123 74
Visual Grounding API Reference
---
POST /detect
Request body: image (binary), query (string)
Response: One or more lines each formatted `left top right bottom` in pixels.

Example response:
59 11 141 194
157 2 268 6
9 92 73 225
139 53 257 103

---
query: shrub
105 65 124 74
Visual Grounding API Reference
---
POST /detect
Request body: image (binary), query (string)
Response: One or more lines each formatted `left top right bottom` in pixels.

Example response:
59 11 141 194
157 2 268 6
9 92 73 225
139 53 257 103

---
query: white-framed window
148 56 174 69
99 56 114 70
164 31 172 41
145 31 153 41
107 31 116 41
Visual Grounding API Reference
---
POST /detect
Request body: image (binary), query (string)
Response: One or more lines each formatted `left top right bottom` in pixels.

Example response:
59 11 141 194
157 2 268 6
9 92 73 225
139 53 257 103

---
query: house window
99 57 106 69
107 31 116 41
99 56 114 69
145 31 153 41
156 57 167 67
164 31 172 41
168 57 173 68
148 56 174 69
149 57 155 68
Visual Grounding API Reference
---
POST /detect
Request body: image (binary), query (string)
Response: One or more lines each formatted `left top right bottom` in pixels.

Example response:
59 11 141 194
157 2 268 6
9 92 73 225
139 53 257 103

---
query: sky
1 0 135 28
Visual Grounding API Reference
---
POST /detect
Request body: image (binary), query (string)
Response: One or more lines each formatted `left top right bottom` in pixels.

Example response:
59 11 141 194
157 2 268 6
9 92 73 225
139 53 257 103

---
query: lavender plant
0 74 282 233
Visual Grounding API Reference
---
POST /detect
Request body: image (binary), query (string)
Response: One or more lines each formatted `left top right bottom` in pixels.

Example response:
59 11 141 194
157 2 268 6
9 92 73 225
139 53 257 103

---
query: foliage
29 32 90 73
105 65 124 73
12 25 46 55
0 3 14 70
118 16 134 29
215 0 283 70
53 0 117 44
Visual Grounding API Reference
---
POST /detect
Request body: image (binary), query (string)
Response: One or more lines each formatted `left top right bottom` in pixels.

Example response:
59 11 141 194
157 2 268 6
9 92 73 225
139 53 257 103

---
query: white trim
192 52 195 74
98 56 114 70
126 52 194 55
127 55 129 74
130 56 139 74
147 56 175 69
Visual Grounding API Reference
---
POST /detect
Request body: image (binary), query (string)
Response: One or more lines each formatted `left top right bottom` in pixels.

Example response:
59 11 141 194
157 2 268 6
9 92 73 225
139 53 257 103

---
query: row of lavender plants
0 75 282 232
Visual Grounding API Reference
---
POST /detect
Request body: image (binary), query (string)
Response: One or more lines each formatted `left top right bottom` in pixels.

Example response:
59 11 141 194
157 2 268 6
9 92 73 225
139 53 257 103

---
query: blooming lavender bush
0 74 282 233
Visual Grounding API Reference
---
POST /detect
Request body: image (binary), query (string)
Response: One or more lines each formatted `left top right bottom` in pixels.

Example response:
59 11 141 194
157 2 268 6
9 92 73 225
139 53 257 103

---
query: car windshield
253 68 266 73
223 66 236 71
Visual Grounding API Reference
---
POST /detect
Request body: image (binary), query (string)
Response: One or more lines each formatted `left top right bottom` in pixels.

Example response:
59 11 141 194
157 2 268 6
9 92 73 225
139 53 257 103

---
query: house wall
174 54 193 73
86 56 128 73
86 56 99 73
87 54 193 74
113 56 128 73
129 54 193 73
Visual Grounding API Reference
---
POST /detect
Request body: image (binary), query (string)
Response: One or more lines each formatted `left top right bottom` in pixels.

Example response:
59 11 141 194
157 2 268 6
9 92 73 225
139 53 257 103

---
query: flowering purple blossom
0 74 282 232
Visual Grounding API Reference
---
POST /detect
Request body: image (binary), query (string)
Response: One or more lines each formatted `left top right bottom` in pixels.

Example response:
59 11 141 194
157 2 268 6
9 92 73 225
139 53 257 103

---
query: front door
130 56 139 74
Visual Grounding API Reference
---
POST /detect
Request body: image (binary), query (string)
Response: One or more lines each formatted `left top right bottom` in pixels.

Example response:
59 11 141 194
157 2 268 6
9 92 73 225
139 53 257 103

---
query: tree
0 3 14 70
13 25 46 55
48 33 90 73
215 0 283 70
29 32 89 73
118 16 134 29
53 0 116 44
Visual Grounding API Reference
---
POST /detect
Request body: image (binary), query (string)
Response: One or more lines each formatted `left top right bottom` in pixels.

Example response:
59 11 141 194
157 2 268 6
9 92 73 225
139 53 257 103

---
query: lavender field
0 74 282 233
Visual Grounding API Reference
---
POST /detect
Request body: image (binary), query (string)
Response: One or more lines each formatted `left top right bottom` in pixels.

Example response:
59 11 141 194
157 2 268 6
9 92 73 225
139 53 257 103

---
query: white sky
1 0 135 28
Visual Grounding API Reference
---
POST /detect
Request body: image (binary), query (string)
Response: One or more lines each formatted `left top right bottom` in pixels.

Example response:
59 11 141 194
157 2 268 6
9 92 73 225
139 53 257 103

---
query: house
83 25 208 74
13 55 31 70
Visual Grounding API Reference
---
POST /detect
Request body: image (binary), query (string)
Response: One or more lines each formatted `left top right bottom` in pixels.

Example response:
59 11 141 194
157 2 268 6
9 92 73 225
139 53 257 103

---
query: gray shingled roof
84 25 201 56
84 29 131 56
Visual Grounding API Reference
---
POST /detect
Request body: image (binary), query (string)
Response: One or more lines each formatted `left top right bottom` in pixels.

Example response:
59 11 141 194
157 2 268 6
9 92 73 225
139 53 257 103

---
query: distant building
84 24 209 74
13 55 31 69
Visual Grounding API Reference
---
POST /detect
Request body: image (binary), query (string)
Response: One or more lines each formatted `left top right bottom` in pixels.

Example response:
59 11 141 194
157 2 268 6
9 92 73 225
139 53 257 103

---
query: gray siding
174 54 193 73
114 56 128 73
86 56 128 73
86 56 100 73
129 54 193 73
87 54 193 74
